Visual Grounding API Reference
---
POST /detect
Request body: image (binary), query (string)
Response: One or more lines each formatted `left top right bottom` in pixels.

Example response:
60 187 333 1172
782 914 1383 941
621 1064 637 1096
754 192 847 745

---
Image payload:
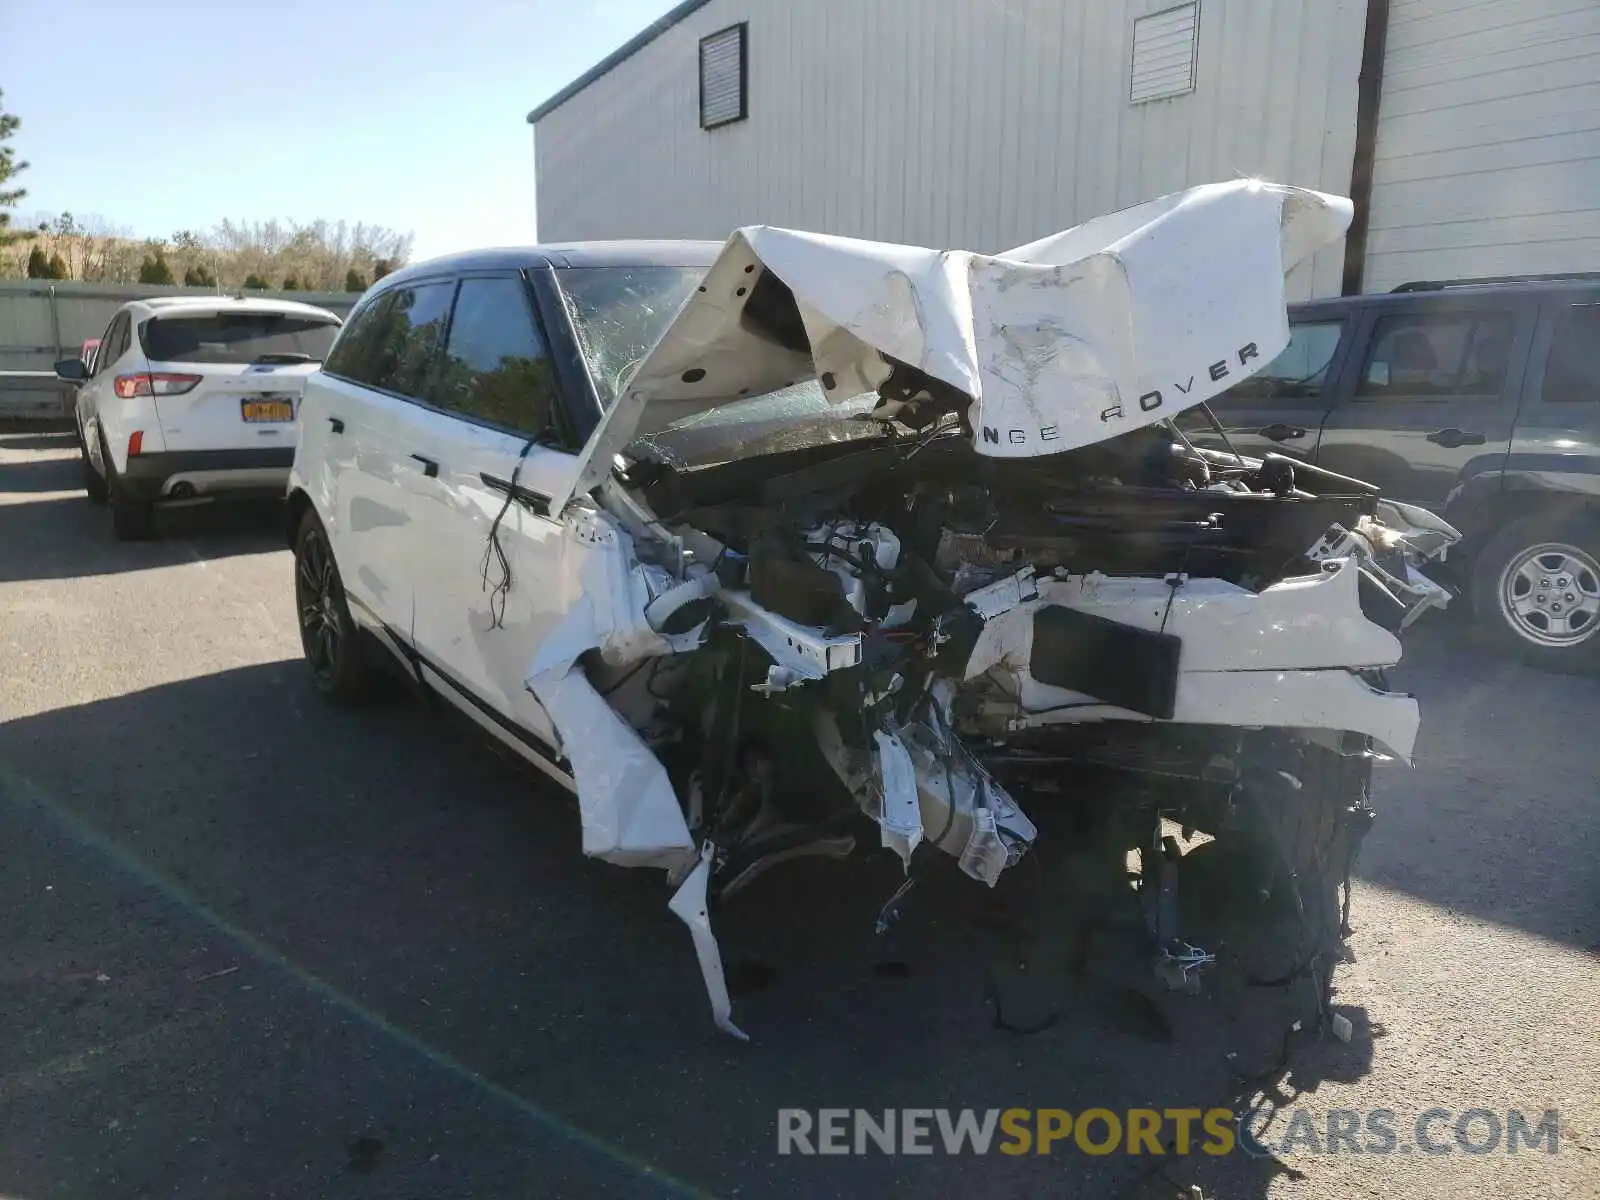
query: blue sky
0 0 678 260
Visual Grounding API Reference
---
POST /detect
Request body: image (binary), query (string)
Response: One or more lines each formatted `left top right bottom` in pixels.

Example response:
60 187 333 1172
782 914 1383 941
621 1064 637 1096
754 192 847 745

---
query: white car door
401 273 578 752
310 279 455 639
77 311 129 468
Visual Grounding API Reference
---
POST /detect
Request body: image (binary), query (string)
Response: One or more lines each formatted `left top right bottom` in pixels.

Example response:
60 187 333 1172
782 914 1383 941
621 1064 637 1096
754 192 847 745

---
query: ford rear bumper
119 448 295 502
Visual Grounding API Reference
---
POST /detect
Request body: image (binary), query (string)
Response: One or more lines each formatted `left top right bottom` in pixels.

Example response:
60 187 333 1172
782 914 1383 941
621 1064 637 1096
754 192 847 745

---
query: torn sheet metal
524 506 699 870
873 729 924 867
894 717 1038 886
552 179 1353 510
667 843 748 1042
963 560 1406 681
978 665 1422 764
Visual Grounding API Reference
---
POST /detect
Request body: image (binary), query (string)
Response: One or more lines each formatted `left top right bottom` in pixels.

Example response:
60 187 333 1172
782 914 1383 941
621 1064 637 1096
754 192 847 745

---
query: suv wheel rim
1497 542 1600 647
296 529 343 676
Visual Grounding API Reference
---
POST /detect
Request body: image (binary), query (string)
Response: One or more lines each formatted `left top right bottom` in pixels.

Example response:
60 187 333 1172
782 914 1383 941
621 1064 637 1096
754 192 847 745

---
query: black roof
377 240 723 290
526 0 716 125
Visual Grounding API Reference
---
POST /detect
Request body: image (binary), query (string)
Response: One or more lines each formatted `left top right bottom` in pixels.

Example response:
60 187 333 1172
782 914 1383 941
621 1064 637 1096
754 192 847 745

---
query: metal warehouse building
528 0 1600 298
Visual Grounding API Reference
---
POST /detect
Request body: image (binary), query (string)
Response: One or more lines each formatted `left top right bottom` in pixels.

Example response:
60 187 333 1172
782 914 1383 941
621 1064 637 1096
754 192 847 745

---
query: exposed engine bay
518 180 1461 1039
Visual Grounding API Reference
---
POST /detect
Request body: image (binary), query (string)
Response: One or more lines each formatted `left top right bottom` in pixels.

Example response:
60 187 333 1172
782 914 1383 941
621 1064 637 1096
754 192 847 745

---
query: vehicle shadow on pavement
0 426 79 452
0 462 287 583
0 660 1375 1199
1360 616 1600 954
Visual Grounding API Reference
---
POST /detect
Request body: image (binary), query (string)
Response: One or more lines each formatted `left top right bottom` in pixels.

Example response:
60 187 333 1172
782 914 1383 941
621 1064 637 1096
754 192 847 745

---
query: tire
1181 733 1373 1022
293 508 381 706
78 422 107 505
100 431 154 541
1470 511 1600 674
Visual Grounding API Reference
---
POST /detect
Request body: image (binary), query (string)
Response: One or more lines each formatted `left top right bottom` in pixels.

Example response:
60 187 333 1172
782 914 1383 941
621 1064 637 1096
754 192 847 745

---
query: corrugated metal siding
1364 0 1600 291
533 0 1367 299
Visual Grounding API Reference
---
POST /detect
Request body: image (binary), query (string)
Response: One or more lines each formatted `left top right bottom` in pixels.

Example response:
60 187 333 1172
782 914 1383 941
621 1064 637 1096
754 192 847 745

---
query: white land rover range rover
286 182 1459 1039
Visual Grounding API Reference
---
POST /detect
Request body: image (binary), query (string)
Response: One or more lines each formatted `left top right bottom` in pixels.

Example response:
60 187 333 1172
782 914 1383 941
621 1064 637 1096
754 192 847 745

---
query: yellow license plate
241 398 295 423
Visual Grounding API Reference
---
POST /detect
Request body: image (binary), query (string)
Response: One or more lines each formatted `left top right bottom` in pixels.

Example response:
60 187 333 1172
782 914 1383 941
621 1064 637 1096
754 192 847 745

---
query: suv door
78 311 129 463
1186 311 1352 461
399 272 574 751
1314 297 1534 507
308 280 455 637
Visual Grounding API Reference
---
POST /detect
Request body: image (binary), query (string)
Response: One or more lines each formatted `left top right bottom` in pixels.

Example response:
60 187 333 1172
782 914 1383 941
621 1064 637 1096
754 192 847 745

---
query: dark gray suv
1194 272 1600 672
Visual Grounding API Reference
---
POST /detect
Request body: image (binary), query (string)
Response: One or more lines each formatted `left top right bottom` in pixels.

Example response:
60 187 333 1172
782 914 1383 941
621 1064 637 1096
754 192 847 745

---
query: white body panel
403 406 572 749
149 359 318 455
301 375 419 635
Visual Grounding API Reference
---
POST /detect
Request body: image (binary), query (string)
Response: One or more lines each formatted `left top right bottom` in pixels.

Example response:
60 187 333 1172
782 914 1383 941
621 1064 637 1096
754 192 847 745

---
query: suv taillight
114 372 201 399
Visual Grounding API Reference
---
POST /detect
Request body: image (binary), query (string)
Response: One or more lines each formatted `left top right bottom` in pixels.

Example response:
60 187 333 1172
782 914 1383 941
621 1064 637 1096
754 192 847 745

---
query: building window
1130 2 1199 103
699 23 747 129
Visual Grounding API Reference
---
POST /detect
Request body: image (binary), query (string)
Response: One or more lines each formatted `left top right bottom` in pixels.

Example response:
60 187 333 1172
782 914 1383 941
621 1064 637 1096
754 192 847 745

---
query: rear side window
94 315 127 375
367 283 455 399
1219 319 1344 404
1356 311 1516 399
1540 304 1600 403
432 276 559 436
139 312 341 365
323 292 395 384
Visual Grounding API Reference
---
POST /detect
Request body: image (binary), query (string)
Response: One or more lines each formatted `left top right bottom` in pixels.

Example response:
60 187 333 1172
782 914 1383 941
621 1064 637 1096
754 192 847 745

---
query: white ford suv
55 295 343 539
287 182 1460 1039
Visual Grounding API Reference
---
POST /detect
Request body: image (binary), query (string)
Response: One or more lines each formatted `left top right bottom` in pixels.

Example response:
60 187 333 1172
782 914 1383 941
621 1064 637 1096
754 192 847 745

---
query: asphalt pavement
1 426 1596 1199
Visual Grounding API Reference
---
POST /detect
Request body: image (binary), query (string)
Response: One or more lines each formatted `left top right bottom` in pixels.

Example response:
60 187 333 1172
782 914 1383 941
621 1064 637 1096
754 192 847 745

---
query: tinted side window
1356 311 1516 399
323 292 395 384
369 283 454 399
93 316 120 375
1220 320 1344 404
1540 304 1600 404
433 276 559 436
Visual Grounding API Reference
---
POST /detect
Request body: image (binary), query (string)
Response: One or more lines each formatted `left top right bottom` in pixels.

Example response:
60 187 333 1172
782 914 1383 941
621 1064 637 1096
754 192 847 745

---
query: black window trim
698 21 749 130
1347 301 1526 405
327 269 580 451
1526 294 1600 409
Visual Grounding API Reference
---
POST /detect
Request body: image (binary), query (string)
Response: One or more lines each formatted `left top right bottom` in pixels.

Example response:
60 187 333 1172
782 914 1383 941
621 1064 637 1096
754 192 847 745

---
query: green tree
0 89 28 247
138 248 175 285
281 275 300 290
344 267 368 292
242 272 270 290
25 244 48 277
372 258 395 281
46 251 67 279
183 264 217 287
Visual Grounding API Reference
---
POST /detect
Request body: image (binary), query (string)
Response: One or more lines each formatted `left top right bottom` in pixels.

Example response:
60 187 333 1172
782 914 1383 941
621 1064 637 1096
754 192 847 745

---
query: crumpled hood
554 179 1353 511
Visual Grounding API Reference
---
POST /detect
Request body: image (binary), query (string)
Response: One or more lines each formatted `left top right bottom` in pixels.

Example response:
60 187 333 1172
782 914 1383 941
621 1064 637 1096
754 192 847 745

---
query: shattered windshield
556 265 704 408
556 264 883 469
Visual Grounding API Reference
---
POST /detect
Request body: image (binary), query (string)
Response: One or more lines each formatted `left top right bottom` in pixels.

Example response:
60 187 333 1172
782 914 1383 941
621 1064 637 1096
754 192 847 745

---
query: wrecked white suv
286 181 1458 1039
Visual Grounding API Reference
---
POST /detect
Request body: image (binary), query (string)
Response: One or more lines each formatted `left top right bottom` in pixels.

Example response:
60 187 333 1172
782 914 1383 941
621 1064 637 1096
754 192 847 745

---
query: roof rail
1392 272 1600 292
